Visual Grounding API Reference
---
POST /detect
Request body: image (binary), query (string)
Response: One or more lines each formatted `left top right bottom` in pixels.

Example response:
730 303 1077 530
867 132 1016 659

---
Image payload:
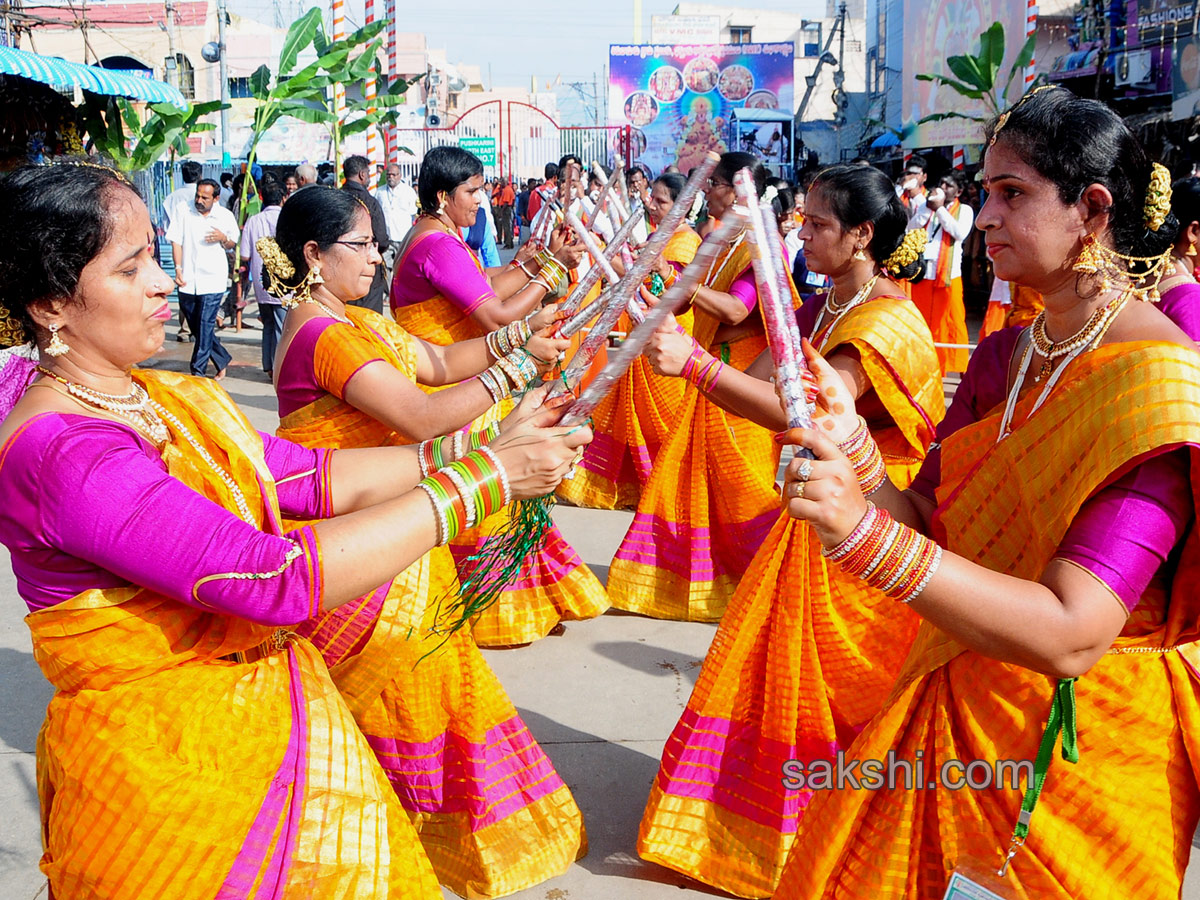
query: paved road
2 298 1198 899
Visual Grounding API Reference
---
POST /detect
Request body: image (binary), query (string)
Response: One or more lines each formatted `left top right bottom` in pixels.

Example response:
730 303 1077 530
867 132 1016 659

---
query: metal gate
388 101 625 185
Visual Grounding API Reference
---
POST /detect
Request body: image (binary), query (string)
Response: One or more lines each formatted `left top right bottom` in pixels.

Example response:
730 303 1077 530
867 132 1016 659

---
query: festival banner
900 0 1031 147
608 42 794 176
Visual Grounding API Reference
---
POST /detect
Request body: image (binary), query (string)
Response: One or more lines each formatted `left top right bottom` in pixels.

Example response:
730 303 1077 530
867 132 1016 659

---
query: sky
235 0 815 124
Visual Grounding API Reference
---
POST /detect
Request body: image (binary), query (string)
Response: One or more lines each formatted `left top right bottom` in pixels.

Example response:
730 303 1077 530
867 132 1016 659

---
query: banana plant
915 21 1038 125
77 94 226 171
237 6 413 220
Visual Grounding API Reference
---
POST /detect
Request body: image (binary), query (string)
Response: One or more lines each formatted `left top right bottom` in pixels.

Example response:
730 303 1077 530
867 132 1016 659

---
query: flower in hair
884 229 928 278
1144 163 1172 232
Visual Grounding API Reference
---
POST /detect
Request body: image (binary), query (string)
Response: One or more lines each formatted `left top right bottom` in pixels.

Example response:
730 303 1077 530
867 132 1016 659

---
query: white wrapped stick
564 207 646 325
557 214 747 427
732 169 815 435
549 151 720 400
554 198 645 319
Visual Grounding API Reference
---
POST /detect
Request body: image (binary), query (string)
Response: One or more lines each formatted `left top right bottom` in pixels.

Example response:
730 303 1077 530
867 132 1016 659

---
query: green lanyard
998 677 1079 877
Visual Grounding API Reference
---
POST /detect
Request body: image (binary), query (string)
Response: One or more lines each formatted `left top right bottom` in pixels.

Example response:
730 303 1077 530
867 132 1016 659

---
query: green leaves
277 7 322 78
77 94 229 171
915 20 1035 127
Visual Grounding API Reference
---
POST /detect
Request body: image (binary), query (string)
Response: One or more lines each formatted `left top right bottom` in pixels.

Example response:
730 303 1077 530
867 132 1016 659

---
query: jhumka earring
1071 233 1112 287
45 323 69 357
852 246 869 262
1188 242 1197 258
437 194 448 215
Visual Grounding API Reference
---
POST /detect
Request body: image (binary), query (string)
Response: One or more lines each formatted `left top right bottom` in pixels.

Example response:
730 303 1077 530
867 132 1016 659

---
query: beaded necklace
35 366 256 524
304 297 352 325
997 293 1128 442
1028 297 1122 381
813 274 881 343
36 366 169 444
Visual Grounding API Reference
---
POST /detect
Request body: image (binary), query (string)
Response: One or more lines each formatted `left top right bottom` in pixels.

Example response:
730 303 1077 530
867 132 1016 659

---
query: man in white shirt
374 164 417 273
167 178 239 378
162 160 204 342
911 169 974 374
896 154 932 231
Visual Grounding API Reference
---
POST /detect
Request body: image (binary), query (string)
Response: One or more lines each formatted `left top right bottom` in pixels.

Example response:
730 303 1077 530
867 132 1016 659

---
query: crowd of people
2 83 1200 899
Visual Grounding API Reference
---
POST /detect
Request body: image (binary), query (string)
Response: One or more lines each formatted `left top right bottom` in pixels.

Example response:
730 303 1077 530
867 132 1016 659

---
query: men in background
912 168 974 374
514 179 533 245
491 176 516 248
294 163 318 188
240 181 286 378
341 154 389 313
163 160 203 342
897 154 932 230
375 164 418 274
168 178 238 379
526 161 558 224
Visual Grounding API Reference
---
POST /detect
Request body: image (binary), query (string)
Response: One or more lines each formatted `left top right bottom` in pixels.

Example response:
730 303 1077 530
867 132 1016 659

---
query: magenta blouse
0 412 336 622
909 327 1193 611
390 230 496 315
1158 280 1200 341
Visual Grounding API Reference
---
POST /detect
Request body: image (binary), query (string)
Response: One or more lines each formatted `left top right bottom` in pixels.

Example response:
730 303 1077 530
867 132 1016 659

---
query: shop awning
0 46 186 107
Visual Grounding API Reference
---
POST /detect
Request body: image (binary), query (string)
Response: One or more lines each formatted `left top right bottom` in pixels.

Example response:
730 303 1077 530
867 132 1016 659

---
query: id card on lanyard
942 868 1016 899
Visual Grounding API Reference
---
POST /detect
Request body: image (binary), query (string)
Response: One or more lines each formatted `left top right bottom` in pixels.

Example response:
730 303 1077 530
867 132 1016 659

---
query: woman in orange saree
774 86 1200 899
635 165 944 897
268 187 588 896
604 153 792 622
0 165 588 899
558 172 703 510
391 145 609 646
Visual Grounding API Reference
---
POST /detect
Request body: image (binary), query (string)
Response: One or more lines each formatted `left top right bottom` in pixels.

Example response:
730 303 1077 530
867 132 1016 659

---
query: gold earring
1071 233 1105 276
1188 242 1197 258
45 323 69 357
852 246 869 262
437 195 447 215
310 265 323 285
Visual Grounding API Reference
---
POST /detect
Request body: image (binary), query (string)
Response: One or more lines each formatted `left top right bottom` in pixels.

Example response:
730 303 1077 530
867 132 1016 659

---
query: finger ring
797 458 813 482
794 481 806 500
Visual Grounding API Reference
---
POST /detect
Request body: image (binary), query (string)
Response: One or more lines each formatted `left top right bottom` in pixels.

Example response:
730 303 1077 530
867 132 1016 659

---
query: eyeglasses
336 240 375 253
706 177 733 189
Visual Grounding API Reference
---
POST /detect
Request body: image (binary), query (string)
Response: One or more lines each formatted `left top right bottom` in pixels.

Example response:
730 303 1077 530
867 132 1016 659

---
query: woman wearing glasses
606 152 795 621
389 145 609 647
267 185 590 898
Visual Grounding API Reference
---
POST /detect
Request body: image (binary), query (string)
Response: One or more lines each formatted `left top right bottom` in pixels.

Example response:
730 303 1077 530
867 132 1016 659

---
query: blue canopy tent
0 45 186 107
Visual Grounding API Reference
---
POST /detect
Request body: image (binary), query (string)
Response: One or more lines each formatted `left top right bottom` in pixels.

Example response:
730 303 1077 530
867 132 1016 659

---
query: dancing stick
558 215 746 426
555 201 644 318
589 161 620 233
613 155 633 211
732 169 815 437
564 207 646 325
550 151 720 399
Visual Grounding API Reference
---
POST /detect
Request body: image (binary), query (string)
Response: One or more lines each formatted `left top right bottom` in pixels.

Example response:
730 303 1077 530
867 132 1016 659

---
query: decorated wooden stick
550 151 720 399
589 161 621 232
555 201 645 318
733 168 815 435
558 214 746 426
564 207 645 324
613 155 633 212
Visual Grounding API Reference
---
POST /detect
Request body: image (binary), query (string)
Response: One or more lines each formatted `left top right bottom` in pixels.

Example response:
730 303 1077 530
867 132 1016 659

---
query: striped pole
385 0 398 163
331 0 347 134
953 145 965 169
1025 0 1038 89
364 0 380 169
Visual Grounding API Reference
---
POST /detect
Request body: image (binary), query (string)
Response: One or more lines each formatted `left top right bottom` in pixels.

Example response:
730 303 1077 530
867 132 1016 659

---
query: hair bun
884 229 928 280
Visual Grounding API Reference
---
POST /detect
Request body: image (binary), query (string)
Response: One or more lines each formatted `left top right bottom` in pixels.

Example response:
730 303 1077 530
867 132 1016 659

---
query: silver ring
797 458 813 482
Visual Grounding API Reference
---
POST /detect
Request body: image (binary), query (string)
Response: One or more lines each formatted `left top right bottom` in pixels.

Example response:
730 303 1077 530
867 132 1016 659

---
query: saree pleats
637 298 944 897
774 342 1200 899
606 239 782 621
391 291 609 645
557 228 703 510
25 370 437 899
278 312 587 897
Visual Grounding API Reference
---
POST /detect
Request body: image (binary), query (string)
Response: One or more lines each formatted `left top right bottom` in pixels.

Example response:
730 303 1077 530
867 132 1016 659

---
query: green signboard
458 136 497 166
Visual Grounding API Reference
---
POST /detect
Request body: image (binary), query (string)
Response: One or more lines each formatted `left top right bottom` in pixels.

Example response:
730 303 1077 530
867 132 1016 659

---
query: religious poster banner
608 42 794 176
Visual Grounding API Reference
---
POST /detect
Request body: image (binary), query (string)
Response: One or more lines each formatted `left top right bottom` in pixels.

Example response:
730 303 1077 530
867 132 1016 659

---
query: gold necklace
1029 295 1127 381
36 366 169 444
814 274 880 336
303 297 352 324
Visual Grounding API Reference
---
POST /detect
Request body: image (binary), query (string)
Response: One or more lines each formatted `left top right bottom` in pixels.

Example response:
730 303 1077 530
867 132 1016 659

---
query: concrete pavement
2 311 1199 899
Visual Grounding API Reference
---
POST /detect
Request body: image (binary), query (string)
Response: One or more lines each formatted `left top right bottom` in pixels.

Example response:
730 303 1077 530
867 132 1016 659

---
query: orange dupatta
775 342 1200 899
637 293 944 897
22 370 436 899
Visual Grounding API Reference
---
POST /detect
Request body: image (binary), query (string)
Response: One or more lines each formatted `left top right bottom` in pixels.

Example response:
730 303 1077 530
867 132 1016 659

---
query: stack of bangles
517 249 568 293
417 423 501 478
681 338 724 392
485 319 533 360
477 347 542 403
837 416 888 495
416 447 513 545
822 502 943 604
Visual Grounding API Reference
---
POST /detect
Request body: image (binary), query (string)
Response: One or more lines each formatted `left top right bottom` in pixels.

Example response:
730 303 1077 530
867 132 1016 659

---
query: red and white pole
1025 0 1038 90
364 0 379 169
